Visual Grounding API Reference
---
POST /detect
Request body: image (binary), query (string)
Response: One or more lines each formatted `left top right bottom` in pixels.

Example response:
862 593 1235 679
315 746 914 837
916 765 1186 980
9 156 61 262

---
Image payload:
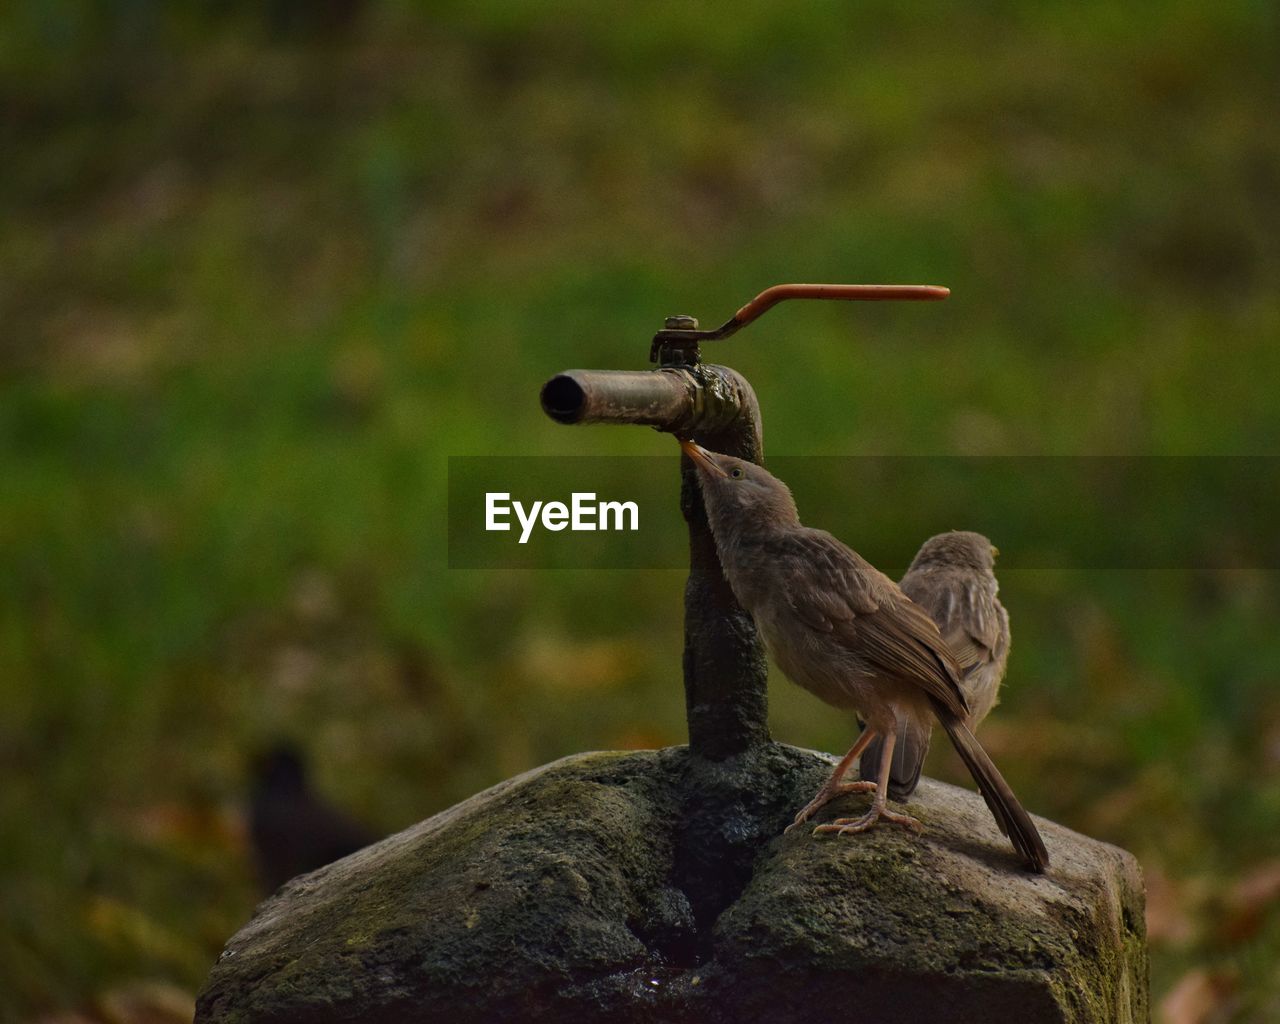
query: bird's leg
784 728 879 834
814 726 923 837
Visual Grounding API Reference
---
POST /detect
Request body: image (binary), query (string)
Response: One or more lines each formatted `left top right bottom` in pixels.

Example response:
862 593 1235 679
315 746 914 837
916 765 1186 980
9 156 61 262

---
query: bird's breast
752 602 870 711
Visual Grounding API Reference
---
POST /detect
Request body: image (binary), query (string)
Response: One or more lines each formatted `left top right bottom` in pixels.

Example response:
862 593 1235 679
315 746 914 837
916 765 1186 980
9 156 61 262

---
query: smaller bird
248 744 378 892
860 531 1010 802
679 439 1047 871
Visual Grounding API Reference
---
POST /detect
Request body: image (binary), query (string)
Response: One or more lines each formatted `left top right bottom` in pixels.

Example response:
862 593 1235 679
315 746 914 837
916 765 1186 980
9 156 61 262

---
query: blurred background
3 1 1279 1021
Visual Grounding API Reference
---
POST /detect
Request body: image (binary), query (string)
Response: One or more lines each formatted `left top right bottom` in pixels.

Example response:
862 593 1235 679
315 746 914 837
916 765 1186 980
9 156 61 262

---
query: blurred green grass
2 0 1279 1020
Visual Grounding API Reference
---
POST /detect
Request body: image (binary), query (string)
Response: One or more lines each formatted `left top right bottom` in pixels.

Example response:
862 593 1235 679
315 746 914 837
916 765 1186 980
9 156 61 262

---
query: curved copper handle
733 283 950 325
651 282 950 362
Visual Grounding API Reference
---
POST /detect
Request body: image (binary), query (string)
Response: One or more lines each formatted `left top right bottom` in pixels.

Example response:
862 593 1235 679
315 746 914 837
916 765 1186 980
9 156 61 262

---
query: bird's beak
679 438 728 478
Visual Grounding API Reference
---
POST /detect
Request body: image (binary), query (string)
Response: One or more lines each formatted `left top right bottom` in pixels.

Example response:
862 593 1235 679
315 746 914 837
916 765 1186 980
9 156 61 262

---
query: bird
859 531 1010 803
678 439 1048 872
248 744 378 892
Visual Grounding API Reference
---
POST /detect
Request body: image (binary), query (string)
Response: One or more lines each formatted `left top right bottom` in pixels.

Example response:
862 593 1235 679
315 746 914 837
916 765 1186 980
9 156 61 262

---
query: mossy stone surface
196 745 1147 1024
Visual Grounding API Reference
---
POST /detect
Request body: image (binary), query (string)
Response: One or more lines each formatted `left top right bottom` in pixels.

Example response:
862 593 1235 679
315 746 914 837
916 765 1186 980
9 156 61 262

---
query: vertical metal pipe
677 366 770 759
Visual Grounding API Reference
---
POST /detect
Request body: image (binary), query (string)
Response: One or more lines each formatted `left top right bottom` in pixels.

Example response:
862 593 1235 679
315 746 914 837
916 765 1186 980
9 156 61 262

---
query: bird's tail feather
860 721 930 802
933 700 1049 873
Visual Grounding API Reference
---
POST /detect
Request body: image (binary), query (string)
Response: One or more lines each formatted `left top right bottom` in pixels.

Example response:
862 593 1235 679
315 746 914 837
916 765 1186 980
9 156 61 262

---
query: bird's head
909 530 999 573
679 439 799 530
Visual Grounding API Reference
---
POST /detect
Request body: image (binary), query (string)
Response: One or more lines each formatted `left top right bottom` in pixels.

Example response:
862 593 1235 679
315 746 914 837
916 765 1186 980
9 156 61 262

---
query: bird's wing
766 528 880 627
770 529 970 719
902 567 1005 678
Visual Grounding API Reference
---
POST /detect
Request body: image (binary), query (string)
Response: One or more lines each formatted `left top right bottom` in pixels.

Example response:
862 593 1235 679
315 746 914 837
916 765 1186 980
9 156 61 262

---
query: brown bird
679 440 1047 872
860 530 1011 802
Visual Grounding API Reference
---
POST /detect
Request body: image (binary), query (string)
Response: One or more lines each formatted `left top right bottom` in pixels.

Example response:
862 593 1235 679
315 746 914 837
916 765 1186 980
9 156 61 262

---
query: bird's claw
785 781 878 834
813 806 923 837
784 809 820 835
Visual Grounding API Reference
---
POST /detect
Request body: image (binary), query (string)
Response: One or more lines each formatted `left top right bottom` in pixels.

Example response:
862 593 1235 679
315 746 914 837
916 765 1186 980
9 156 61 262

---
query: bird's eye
730 467 744 479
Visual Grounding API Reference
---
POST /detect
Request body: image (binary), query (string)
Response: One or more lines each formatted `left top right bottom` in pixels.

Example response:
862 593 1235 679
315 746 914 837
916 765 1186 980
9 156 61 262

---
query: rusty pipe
540 365 756 438
541 362 767 759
